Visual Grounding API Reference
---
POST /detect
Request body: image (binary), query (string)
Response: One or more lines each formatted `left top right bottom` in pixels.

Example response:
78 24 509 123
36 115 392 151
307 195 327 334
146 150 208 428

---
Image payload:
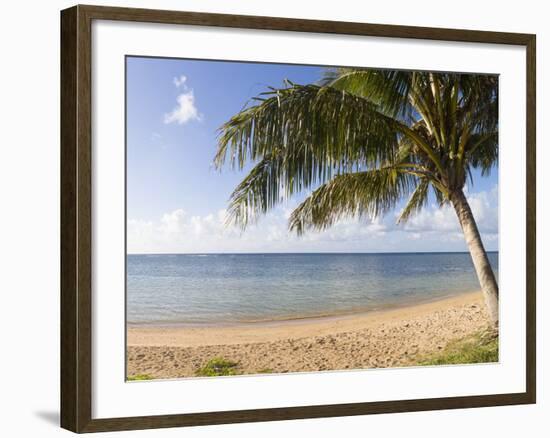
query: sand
127 291 492 379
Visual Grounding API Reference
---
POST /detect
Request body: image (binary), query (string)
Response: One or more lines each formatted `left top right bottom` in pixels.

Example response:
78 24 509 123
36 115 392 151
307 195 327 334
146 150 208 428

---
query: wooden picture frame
61 4 536 433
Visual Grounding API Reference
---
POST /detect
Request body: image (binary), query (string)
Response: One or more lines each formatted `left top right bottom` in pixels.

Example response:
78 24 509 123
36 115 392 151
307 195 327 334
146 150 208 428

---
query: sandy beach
127 291 492 379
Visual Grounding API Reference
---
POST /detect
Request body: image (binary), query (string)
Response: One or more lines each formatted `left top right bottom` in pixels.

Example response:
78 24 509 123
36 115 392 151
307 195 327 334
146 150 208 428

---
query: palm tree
214 69 499 325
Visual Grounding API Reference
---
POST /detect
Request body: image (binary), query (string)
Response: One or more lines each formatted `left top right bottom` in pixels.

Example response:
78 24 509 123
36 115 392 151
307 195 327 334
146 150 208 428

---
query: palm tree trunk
450 189 499 325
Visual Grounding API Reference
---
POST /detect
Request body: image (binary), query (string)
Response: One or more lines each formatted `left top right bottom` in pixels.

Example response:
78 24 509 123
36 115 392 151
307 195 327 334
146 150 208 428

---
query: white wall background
0 0 546 436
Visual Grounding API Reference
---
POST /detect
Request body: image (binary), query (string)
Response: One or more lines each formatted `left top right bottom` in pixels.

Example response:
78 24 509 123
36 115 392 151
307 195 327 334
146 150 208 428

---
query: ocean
127 252 498 326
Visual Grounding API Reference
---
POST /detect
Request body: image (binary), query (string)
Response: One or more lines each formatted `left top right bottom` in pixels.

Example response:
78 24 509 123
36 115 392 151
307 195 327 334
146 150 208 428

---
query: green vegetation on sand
418 330 499 366
196 357 239 377
127 373 153 381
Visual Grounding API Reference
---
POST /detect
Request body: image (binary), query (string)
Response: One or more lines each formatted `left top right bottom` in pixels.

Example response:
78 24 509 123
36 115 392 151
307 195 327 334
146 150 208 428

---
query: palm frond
214 69 498 233
224 151 284 228
326 68 414 119
288 167 416 235
215 83 401 174
468 131 498 176
397 178 430 223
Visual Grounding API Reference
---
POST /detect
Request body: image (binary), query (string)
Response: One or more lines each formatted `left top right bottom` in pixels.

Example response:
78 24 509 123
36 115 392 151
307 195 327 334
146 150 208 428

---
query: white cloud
164 90 202 125
173 75 187 88
128 204 385 254
164 75 202 125
128 187 498 254
398 185 498 236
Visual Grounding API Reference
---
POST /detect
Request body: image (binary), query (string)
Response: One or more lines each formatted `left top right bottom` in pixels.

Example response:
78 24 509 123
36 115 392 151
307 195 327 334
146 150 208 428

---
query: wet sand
127 291 491 379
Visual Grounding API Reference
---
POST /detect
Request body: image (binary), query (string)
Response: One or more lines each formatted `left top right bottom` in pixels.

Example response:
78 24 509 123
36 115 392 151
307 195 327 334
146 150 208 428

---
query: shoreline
127 290 492 378
128 290 485 348
127 289 481 331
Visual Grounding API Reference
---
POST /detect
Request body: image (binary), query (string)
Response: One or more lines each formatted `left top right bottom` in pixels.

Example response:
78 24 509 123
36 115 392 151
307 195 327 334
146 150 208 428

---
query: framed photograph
60 4 536 433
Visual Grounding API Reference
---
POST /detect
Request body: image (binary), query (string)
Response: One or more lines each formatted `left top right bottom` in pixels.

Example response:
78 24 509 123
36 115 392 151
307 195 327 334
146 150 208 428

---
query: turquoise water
126 252 498 325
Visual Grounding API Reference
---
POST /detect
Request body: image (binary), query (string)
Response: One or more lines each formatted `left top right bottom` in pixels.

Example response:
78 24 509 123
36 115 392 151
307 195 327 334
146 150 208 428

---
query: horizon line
127 250 499 256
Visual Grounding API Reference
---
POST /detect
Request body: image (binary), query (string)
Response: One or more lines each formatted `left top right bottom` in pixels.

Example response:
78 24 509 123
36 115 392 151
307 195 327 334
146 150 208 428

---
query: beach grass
127 373 153 381
418 329 498 366
196 357 239 377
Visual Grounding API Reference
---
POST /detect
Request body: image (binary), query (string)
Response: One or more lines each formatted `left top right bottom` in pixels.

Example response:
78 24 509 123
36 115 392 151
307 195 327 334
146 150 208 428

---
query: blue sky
126 57 498 254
